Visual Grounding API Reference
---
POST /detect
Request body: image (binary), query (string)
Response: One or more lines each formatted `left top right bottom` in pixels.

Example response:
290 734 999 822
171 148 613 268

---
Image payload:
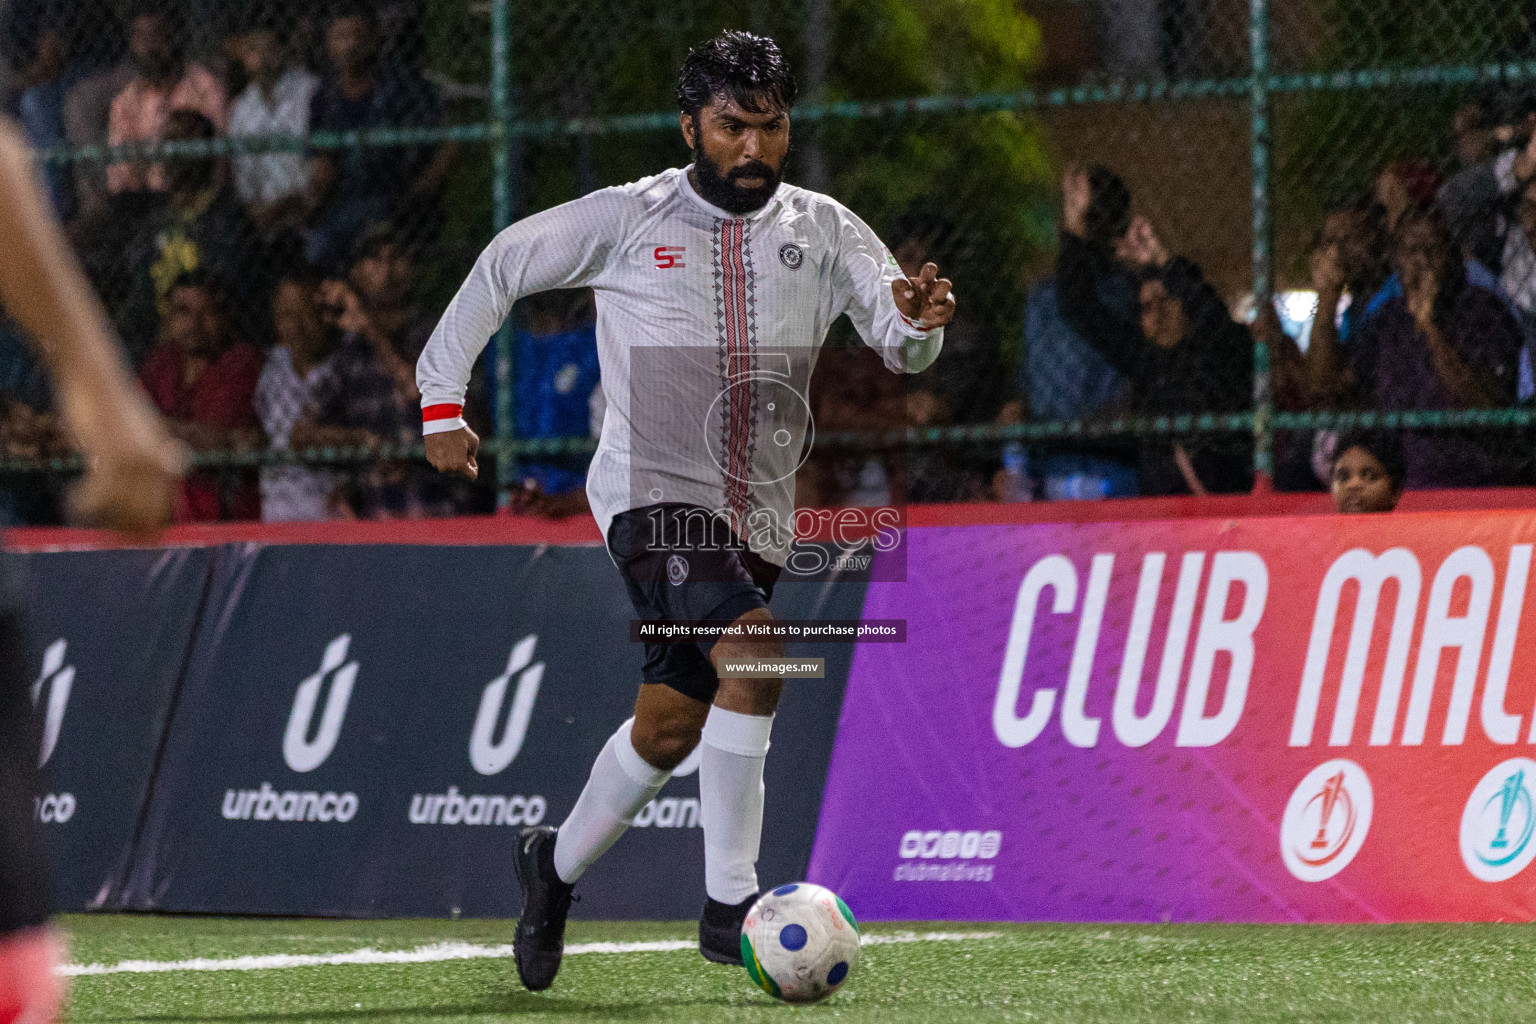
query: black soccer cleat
512 825 575 991
699 892 759 966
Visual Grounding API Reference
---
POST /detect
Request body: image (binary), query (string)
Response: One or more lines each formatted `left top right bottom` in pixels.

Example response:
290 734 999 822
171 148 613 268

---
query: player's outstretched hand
66 400 188 537
892 262 955 331
57 367 187 536
426 425 480 480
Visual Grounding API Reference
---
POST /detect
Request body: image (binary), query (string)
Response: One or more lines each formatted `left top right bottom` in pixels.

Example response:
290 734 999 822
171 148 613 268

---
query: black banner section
118 542 863 919
9 548 214 911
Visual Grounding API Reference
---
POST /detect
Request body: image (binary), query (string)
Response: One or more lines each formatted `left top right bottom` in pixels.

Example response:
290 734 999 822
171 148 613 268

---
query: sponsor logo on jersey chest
654 245 686 269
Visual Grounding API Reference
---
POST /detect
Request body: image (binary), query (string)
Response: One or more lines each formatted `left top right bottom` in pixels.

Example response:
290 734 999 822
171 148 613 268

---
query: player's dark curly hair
675 31 797 124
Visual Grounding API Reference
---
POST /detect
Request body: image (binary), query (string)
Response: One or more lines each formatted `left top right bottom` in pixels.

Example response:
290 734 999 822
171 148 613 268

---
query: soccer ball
740 882 860 1003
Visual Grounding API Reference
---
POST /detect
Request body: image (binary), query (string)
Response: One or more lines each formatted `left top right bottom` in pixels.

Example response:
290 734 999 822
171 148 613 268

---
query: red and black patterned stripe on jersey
713 217 760 532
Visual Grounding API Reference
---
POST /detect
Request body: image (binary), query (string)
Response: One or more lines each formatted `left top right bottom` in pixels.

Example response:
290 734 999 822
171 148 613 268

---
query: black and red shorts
606 503 781 704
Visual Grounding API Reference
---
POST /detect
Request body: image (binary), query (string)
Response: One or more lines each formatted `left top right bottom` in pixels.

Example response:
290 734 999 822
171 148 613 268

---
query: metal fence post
1250 0 1274 488
491 0 516 506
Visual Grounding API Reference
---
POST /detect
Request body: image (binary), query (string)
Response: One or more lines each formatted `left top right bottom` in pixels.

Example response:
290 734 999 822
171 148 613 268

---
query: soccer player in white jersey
416 31 954 991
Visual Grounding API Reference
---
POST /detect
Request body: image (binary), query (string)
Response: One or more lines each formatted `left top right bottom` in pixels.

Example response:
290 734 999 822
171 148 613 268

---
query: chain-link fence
3 0 1536 522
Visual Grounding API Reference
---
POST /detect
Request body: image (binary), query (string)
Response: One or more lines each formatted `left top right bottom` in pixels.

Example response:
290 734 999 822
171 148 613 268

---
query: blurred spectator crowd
0 0 487 524
3 0 1536 523
1002 92 1536 505
804 91 1536 511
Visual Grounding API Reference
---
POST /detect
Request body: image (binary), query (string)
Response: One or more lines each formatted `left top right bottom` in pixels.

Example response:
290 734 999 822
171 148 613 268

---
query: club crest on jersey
666 554 689 586
778 243 804 270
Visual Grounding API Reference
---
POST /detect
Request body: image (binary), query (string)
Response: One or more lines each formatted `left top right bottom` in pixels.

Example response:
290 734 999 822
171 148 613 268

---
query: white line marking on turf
61 931 998 978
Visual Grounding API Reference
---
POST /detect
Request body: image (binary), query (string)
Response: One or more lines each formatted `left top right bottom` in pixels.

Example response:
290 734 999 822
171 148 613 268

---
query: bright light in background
1236 290 1351 353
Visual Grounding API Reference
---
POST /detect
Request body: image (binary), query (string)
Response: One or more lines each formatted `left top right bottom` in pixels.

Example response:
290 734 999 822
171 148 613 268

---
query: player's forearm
0 124 150 436
417 195 623 432
416 247 513 428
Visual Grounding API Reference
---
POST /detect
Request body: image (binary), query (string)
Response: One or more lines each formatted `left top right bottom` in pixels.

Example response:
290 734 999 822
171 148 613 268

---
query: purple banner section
805 523 1213 923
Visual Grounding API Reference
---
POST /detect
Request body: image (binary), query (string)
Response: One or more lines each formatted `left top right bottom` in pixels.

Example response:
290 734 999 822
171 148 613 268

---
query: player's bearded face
692 144 782 214
689 100 788 215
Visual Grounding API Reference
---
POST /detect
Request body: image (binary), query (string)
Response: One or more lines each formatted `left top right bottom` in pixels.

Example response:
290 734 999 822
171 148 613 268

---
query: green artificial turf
57 913 1536 1023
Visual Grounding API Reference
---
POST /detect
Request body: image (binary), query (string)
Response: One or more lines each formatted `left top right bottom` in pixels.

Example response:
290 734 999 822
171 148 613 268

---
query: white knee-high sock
700 706 775 904
553 718 672 884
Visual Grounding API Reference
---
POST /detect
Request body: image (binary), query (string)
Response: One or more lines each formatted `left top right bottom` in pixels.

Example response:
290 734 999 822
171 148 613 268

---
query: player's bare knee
630 712 702 771
710 607 786 665
715 676 782 716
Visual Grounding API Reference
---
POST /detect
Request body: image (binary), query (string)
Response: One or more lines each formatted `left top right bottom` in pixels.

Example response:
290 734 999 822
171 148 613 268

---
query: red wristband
422 403 463 423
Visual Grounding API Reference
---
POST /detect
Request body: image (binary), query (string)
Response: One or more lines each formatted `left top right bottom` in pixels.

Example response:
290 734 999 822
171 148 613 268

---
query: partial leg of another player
0 608 67 1024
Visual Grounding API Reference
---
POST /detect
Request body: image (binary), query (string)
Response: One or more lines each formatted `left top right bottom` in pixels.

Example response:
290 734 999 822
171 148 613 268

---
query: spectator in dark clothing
1352 206 1523 488
1437 96 1527 276
298 321 418 519
294 249 428 519
301 2 452 273
118 108 260 362
1010 164 1138 499
900 389 990 503
1357 207 1523 488
139 272 263 521
1304 197 1393 408
1056 164 1252 495
305 225 472 517
1375 159 1443 236
341 225 435 392
1452 100 1498 171
1261 196 1393 492
7 0 113 218
0 320 66 524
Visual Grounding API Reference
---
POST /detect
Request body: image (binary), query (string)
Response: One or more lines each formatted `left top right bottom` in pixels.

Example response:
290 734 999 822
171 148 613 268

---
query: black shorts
607 503 782 704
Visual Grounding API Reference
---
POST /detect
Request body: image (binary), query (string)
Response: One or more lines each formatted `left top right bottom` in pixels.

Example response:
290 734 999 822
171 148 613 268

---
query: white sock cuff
613 718 672 787
701 706 774 758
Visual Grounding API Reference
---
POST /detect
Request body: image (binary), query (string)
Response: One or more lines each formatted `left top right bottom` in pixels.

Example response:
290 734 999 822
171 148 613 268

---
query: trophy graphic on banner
1311 771 1346 850
1491 769 1525 850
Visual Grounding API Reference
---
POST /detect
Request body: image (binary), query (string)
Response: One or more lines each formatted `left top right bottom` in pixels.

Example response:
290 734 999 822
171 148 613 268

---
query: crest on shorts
778 243 804 270
666 553 689 586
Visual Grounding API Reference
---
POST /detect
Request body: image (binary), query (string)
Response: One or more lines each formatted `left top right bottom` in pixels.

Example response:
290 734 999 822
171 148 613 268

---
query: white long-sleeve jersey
416 166 943 566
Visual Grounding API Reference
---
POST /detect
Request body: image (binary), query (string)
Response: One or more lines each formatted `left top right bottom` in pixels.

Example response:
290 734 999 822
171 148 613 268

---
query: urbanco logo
283 635 357 773
1460 758 1536 882
31 638 73 768
1280 759 1373 882
469 634 543 776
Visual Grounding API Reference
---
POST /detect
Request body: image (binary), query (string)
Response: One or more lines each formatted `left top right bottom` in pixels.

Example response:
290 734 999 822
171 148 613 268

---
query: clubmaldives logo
1460 758 1536 882
1280 759 1373 882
